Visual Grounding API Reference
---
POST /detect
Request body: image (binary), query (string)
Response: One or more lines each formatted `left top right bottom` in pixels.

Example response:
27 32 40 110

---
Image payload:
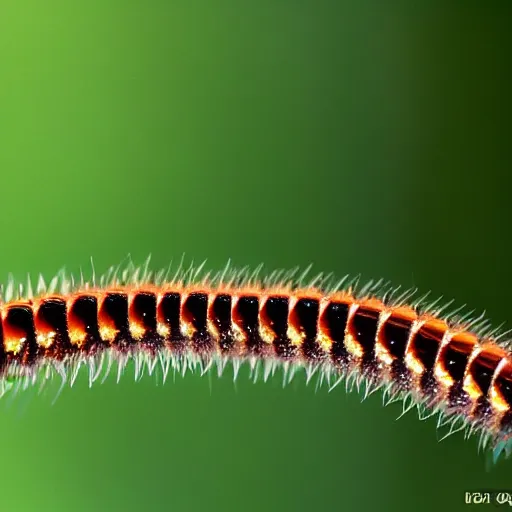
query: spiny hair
0 255 511 465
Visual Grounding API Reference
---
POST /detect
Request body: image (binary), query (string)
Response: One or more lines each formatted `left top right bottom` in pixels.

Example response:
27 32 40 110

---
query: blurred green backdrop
0 1 511 511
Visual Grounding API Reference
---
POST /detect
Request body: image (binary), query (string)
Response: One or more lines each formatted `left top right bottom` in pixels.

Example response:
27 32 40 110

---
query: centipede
0 257 511 463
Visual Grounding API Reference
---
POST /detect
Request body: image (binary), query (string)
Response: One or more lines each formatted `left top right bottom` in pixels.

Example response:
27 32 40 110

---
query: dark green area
0 1 511 511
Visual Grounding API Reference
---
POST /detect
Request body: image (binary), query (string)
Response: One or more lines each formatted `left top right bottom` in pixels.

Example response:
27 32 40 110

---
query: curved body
0 262 511 461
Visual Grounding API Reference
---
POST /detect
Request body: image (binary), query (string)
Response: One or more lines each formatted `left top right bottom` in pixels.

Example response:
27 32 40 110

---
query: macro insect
0 257 511 464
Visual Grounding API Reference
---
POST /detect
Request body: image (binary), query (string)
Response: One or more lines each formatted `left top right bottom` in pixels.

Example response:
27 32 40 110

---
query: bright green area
0 1 511 511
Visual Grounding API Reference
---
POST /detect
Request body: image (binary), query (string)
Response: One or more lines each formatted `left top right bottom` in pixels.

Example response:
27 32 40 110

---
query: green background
1 1 511 511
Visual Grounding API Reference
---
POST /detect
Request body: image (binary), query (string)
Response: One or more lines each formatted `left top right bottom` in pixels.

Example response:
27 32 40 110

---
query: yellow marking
36 331 56 348
463 346 481 380
490 384 510 413
157 322 170 338
434 363 454 388
181 321 195 339
99 326 117 343
231 322 246 344
375 342 394 365
405 351 424 375
403 320 425 375
286 297 303 347
344 333 363 358
345 304 363 358
316 332 332 353
287 325 305 347
375 313 394 366
463 374 482 400
259 323 275 344
69 329 87 347
4 337 25 354
206 294 220 341
129 322 145 341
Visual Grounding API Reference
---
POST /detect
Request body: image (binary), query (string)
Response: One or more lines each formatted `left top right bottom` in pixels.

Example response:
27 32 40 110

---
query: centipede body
0 259 511 462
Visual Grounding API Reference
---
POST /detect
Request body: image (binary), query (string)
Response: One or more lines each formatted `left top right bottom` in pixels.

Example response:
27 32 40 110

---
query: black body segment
4 306 38 365
131 292 157 332
36 298 73 355
68 295 102 351
264 296 295 358
183 292 210 351
159 292 183 346
234 296 260 352
322 301 350 366
351 307 380 354
211 294 233 351
101 293 130 347
441 341 473 382
293 298 322 360
380 315 412 359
